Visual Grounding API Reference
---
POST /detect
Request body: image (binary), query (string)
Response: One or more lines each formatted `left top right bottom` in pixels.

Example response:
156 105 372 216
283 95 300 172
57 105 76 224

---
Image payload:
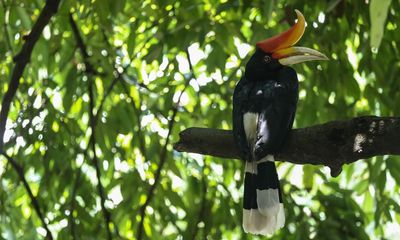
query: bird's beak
256 10 329 65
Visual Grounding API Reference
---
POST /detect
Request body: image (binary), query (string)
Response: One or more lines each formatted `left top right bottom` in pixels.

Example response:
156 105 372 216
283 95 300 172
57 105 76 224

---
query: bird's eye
263 55 271 63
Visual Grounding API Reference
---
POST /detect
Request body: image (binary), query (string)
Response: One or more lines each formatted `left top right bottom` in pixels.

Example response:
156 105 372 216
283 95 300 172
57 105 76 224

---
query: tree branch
68 169 81 240
0 1 61 239
174 116 400 177
136 101 179 240
88 74 113 240
136 50 194 240
99 24 148 158
0 150 53 239
69 13 113 240
0 0 61 147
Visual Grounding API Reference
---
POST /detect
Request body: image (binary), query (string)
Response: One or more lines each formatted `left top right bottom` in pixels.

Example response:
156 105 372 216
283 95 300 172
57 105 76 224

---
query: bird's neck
244 72 280 82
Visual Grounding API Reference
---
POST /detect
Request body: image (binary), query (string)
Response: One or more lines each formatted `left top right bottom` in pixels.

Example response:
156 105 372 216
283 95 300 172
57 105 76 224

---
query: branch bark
174 116 400 177
0 1 61 239
0 0 61 147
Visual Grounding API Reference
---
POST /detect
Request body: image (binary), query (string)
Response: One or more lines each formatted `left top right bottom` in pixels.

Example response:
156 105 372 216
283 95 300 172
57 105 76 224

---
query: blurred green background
0 0 399 239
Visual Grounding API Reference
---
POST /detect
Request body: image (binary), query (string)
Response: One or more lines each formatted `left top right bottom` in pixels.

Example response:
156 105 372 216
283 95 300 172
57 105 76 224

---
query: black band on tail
243 172 258 210
256 161 279 189
256 161 282 203
243 161 283 210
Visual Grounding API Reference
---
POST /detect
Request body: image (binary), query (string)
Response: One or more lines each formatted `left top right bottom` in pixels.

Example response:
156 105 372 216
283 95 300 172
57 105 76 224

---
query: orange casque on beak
256 10 328 65
256 10 305 54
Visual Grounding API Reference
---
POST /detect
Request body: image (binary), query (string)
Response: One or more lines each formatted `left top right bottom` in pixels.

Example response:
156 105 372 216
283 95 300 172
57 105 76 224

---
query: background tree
0 0 399 239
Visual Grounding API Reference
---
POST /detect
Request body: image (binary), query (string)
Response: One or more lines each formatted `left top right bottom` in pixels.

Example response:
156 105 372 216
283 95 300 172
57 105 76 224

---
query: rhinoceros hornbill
232 10 328 235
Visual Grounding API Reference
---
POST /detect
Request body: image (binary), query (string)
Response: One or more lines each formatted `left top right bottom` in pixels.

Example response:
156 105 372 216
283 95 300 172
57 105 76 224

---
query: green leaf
15 6 31 29
302 165 316 190
94 0 110 23
369 0 392 49
262 0 275 21
144 44 163 63
63 67 78 111
377 170 386 192
387 157 400 184
363 189 373 210
207 42 227 73
1 1 400 239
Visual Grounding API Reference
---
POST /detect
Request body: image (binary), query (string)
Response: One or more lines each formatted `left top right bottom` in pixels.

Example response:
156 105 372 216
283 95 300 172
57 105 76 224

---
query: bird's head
245 10 328 78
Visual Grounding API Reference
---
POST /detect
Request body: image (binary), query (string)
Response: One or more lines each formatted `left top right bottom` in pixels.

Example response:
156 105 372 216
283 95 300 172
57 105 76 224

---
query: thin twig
63 125 92 240
191 160 208 239
96 17 150 157
69 12 113 240
120 82 147 158
68 168 81 240
0 150 53 239
0 0 14 54
136 49 195 240
135 99 181 240
89 75 113 240
97 22 147 160
0 0 61 147
95 76 119 123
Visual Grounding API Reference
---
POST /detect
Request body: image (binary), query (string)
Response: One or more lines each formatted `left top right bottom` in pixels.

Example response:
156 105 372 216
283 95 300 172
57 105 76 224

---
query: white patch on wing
243 112 258 142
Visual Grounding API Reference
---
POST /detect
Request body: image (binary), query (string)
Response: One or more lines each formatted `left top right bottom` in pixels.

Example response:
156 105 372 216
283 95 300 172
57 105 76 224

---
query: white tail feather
276 203 285 229
242 155 285 235
256 189 280 216
243 203 285 235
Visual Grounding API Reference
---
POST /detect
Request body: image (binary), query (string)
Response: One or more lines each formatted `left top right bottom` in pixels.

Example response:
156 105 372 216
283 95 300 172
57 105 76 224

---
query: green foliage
369 0 392 49
0 0 400 239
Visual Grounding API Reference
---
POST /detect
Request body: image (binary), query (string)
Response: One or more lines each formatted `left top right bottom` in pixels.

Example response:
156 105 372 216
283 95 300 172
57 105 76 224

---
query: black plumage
233 49 299 161
231 10 327 234
233 48 298 229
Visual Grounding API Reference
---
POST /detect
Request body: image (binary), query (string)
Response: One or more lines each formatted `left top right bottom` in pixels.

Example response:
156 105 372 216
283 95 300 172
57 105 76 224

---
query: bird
232 10 328 235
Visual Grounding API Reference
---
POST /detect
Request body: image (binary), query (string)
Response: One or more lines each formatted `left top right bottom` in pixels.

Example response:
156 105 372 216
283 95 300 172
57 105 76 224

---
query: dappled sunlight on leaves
0 0 399 239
